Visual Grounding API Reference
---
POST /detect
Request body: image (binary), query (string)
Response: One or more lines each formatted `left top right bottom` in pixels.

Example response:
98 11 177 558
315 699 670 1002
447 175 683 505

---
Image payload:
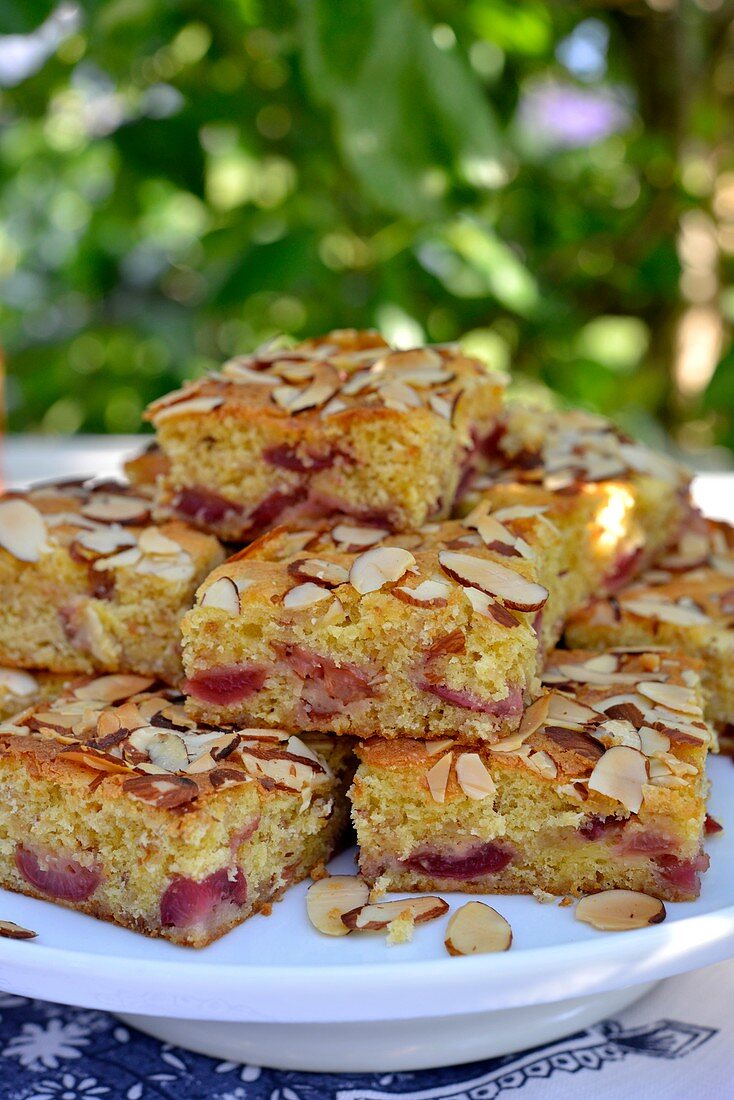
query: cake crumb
260 903 273 917
386 909 415 946
532 888 556 904
310 862 330 882
369 874 389 902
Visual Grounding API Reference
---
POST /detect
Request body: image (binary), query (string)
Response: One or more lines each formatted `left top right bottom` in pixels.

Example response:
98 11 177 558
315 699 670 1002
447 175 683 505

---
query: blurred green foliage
0 0 733 461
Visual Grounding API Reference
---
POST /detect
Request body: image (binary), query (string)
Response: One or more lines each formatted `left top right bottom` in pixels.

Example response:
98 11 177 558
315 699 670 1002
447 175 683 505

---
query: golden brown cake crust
565 518 734 731
143 330 507 538
351 648 711 902
0 478 224 681
0 674 353 946
181 501 566 740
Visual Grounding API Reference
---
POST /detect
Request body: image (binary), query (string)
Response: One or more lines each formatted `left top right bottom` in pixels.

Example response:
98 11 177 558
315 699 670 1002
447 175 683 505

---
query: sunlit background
1 0 733 465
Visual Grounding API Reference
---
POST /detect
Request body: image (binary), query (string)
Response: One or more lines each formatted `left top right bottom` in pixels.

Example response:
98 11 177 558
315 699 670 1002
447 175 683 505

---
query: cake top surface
145 328 507 427
0 477 220 580
485 404 690 491
358 648 710 811
0 673 335 808
573 519 734 629
192 497 555 628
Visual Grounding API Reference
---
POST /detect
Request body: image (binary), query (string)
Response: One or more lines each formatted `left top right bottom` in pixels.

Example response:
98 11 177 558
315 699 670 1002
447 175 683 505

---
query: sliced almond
425 752 453 803
377 379 423 410
438 550 548 612
332 523 389 548
465 509 517 550
525 749 558 779
575 889 666 932
153 394 224 421
80 494 150 525
97 546 142 571
72 526 138 560
320 596 344 625
349 546 416 595
493 505 548 523
424 738 455 756
200 576 241 614
137 528 181 556
636 681 699 715
122 773 198 808
518 694 552 737
0 919 37 940
272 365 340 413
621 597 710 627
444 901 512 956
74 674 155 704
58 748 131 775
638 726 671 756
462 586 520 627
588 745 648 813
306 876 370 936
428 393 454 419
288 558 349 587
342 896 449 932
0 669 38 697
283 582 332 609
583 653 619 674
147 732 189 773
0 499 49 562
455 753 496 799
222 360 279 384
393 579 450 607
546 694 599 727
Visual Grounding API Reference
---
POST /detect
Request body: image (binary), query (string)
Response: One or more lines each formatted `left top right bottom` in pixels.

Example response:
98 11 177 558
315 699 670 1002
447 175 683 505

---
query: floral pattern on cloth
0 989 720 1100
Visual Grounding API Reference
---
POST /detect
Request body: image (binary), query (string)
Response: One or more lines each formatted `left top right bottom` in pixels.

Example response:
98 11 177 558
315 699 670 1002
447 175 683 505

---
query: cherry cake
566 517 734 743
473 404 693 596
0 674 353 946
0 478 224 684
141 329 507 541
179 498 576 741
351 648 712 902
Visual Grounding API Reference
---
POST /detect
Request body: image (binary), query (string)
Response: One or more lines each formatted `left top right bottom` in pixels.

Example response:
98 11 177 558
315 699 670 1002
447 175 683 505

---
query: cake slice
143 330 507 540
0 478 224 682
475 404 692 592
351 648 712 902
566 518 734 740
0 674 353 946
181 505 562 742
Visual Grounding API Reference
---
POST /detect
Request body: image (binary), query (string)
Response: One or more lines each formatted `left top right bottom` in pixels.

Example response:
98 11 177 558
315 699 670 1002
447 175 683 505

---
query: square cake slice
181 506 564 741
0 478 224 682
143 329 507 540
0 674 353 947
476 404 692 592
566 518 734 738
352 648 712 902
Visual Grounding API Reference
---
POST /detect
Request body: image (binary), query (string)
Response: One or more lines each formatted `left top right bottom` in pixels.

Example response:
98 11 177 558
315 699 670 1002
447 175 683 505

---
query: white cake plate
0 755 731 1071
0 457 732 1070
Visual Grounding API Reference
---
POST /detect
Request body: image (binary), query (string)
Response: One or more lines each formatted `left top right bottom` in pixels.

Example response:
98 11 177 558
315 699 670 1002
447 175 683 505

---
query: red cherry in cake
160 866 248 929
16 845 102 902
174 486 243 526
418 681 523 716
406 842 513 878
184 663 269 705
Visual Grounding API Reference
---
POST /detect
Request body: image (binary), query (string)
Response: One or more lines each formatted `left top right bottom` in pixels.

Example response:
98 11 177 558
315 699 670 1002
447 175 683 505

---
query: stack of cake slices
0 329 725 947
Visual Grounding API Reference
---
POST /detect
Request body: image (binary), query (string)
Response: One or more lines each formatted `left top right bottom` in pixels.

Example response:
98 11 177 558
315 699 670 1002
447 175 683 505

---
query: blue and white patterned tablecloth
1 960 732 1100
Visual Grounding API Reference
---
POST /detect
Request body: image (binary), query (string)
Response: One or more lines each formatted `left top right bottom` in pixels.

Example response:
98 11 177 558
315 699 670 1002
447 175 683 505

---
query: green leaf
468 0 553 57
419 218 539 315
299 0 504 218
